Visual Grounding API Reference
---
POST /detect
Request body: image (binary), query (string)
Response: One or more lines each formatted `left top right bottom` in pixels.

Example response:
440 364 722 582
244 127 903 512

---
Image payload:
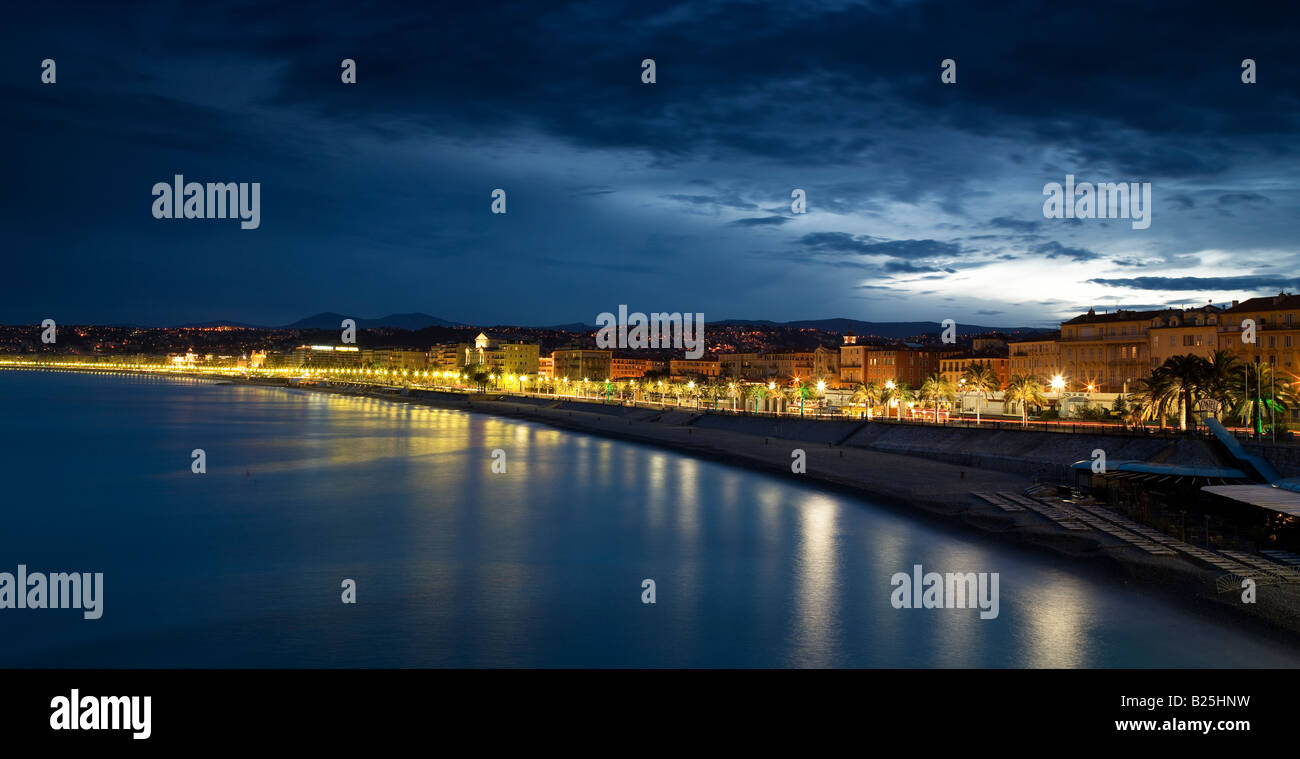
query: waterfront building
1058 308 1164 393
551 349 612 381
971 336 1008 353
862 346 942 387
611 356 654 379
1221 292 1300 373
287 344 363 368
763 352 814 381
839 333 869 386
939 355 1010 388
668 357 721 380
813 346 840 385
368 348 429 370
719 351 764 379
718 349 835 383
429 343 471 371
1007 333 1060 384
1147 305 1223 367
538 356 553 379
465 333 540 376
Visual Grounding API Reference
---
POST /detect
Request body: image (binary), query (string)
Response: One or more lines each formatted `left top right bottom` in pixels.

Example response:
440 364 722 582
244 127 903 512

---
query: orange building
669 358 721 380
1221 292 1300 374
1007 333 1060 384
862 347 942 388
1058 308 1163 393
611 356 653 379
1147 306 1222 368
939 356 1010 388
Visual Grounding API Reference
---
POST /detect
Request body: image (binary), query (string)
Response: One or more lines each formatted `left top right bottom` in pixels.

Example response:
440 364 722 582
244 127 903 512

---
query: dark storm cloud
989 217 1041 232
1217 192 1271 206
883 261 957 274
1088 275 1300 292
241 0 1299 174
662 193 759 212
1034 241 1095 262
796 234 962 260
730 216 791 227
2 0 1298 326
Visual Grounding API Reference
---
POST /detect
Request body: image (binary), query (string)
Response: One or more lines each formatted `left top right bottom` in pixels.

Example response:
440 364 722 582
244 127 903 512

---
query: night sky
3 1 1298 328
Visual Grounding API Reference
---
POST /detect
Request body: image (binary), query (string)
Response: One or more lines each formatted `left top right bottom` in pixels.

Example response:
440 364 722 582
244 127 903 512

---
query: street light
1050 375 1066 426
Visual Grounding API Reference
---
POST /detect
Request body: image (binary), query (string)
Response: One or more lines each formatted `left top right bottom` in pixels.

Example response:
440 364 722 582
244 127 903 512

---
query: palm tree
1122 394 1151 429
1157 354 1211 431
1004 374 1048 427
879 382 896 418
1129 373 1175 429
1203 349 1241 420
919 373 957 423
961 361 1001 424
465 363 492 392
747 383 768 413
881 381 914 421
1228 361 1298 435
791 379 813 416
705 380 723 410
851 381 879 419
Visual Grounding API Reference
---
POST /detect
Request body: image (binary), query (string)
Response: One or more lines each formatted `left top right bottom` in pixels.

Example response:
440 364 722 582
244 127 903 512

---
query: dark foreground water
1 370 1297 668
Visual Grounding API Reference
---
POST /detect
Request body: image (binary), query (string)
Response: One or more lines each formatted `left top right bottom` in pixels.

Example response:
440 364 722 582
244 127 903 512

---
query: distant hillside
716 318 1053 338
284 312 465 330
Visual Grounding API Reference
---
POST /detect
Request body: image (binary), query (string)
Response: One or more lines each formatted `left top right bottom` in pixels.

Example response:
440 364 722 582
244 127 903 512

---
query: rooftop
1224 292 1300 313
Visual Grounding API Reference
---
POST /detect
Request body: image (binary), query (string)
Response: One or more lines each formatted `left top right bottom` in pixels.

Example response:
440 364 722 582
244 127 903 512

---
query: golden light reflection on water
791 493 839 667
924 545 986 668
757 483 782 537
674 458 700 542
1018 575 1092 668
646 453 667 530
595 441 613 490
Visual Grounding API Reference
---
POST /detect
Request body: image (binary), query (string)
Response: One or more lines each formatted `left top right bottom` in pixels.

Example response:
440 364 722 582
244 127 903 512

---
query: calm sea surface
2 370 1297 668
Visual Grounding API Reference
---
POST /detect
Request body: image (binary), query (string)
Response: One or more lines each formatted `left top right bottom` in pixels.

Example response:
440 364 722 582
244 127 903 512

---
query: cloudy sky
3 0 1298 327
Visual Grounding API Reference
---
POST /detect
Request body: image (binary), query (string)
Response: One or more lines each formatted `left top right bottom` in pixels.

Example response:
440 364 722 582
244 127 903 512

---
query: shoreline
11 366 1300 650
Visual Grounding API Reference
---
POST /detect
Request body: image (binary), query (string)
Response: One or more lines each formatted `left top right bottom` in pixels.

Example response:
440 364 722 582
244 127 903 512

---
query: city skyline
5 1 1299 328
